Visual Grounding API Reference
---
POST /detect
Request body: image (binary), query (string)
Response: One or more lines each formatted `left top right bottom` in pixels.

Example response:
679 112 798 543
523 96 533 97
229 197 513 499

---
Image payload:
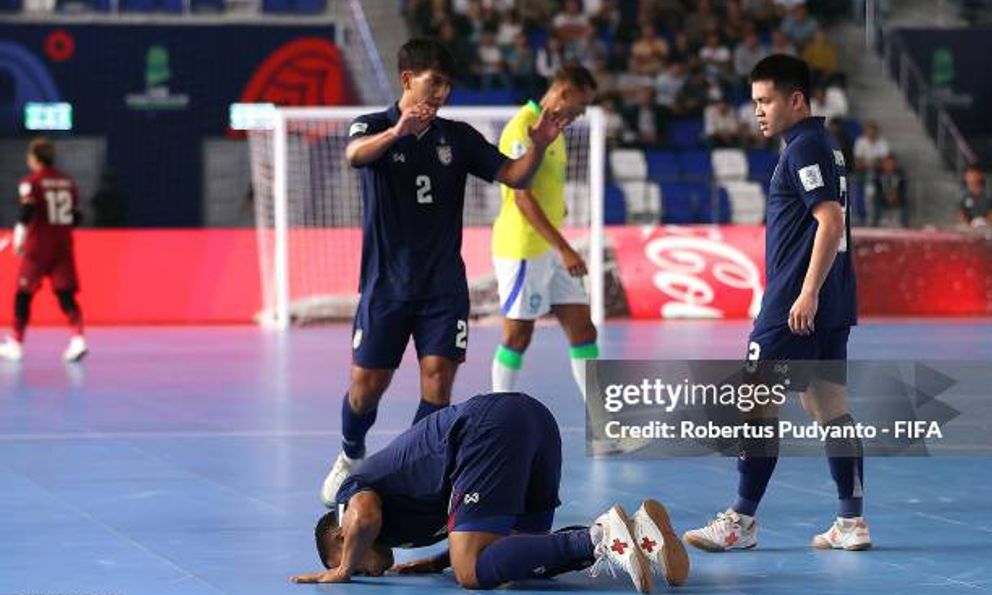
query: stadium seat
722 181 765 224
0 0 22 9
712 148 749 181
620 181 661 223
698 186 732 224
604 183 627 224
677 150 712 180
447 89 516 106
160 0 182 12
660 181 707 224
610 149 647 181
668 118 704 149
842 118 863 143
293 0 325 14
747 149 778 184
262 0 289 12
121 0 155 10
645 150 680 182
191 0 223 11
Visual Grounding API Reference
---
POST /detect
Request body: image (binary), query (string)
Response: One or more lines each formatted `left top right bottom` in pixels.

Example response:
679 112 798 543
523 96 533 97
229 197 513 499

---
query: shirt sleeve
789 137 841 210
462 122 509 183
348 113 387 141
17 179 35 205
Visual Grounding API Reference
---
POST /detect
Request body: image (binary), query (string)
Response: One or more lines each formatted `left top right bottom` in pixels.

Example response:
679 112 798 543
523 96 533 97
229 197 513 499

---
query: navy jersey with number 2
349 103 508 300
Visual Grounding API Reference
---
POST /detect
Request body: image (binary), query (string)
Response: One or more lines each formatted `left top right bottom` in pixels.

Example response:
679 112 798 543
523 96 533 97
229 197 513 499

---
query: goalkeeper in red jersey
0 138 87 363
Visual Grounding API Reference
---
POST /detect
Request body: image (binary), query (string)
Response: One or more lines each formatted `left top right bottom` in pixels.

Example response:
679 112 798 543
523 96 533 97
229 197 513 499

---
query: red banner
0 227 988 325
610 226 766 319
0 230 261 325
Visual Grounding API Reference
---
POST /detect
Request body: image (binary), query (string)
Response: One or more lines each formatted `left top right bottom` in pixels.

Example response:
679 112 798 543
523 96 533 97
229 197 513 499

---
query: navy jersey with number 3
349 103 508 300
755 117 857 332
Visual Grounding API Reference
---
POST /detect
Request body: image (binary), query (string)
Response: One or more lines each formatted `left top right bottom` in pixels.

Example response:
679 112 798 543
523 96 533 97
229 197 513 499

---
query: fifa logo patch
437 145 452 166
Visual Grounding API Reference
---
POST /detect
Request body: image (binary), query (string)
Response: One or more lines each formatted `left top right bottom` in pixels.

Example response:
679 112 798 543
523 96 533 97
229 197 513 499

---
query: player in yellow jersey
491 65 599 401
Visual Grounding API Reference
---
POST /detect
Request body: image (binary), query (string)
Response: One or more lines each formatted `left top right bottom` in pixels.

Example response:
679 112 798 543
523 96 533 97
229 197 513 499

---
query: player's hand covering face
529 107 569 147
395 101 438 137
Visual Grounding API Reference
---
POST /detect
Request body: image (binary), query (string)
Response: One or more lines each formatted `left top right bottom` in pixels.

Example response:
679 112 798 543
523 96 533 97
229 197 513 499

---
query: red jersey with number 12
18 166 78 252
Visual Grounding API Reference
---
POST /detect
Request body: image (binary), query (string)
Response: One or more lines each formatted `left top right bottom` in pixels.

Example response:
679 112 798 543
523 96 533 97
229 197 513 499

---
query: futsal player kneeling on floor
291 392 690 592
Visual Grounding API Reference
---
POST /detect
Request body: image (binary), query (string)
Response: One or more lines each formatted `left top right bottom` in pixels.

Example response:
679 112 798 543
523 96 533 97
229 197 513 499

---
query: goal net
249 106 605 328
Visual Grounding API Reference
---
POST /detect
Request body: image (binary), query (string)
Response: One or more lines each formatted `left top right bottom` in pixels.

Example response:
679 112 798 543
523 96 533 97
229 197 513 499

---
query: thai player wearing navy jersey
294 392 690 592
319 39 568 507
683 55 871 553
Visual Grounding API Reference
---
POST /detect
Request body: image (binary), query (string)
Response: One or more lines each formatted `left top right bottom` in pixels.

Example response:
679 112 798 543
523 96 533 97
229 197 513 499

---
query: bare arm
513 189 587 276
495 109 568 188
345 103 436 167
290 491 383 584
789 201 845 335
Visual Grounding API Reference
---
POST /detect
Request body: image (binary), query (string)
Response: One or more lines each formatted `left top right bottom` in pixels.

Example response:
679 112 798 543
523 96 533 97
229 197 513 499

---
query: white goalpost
250 106 606 330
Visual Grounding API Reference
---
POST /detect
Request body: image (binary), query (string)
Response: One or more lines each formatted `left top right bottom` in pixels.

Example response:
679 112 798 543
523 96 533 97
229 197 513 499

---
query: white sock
570 357 588 401
492 345 523 392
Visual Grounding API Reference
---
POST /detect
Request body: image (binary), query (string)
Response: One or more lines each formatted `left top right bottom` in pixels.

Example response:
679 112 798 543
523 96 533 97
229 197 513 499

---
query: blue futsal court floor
1 320 990 594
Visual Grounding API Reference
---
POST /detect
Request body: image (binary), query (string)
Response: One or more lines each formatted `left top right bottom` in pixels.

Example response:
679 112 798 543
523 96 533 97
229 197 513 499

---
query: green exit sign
25 102 73 131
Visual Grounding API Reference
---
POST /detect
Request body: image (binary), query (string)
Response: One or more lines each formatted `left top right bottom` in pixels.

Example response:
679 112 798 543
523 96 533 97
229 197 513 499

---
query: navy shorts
352 291 469 369
447 393 562 532
746 325 850 388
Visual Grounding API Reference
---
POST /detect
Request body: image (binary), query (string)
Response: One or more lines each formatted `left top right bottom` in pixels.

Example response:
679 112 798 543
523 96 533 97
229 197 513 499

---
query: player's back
19 166 77 250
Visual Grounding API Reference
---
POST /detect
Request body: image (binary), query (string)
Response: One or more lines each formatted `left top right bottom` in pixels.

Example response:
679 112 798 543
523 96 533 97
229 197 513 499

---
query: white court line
0 425 588 442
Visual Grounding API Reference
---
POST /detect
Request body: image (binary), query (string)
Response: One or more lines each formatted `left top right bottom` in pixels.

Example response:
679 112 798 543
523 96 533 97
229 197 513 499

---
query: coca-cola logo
642 227 764 319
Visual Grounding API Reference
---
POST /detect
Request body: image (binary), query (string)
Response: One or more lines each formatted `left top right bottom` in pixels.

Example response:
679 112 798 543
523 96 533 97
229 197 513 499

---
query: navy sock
474 529 594 588
733 419 779 517
412 398 445 425
825 413 865 518
341 393 377 459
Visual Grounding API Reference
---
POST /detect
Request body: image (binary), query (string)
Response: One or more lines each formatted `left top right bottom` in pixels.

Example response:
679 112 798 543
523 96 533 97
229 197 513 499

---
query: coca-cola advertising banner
610 226 766 319
609 226 992 319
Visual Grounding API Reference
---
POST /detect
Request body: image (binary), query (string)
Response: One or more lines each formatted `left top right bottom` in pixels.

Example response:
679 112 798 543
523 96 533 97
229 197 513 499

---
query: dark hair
314 511 339 569
28 137 55 166
552 63 598 92
750 54 812 106
397 38 455 78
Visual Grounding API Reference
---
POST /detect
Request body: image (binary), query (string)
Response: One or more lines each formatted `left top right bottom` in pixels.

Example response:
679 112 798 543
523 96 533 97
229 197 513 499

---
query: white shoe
589 505 653 593
683 509 758 552
632 499 690 586
812 517 872 551
63 336 87 363
0 337 22 362
320 451 361 508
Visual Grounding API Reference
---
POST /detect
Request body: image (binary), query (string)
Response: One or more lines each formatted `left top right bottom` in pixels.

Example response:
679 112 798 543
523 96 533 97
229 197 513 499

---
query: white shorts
494 250 588 320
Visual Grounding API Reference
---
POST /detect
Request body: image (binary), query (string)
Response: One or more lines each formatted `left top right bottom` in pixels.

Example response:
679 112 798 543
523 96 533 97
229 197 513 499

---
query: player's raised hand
394 102 436 138
290 567 351 584
560 245 588 277
528 107 567 147
789 291 818 335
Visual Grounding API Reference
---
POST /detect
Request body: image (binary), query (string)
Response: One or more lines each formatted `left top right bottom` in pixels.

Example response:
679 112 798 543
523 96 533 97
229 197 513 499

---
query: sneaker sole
812 537 873 551
640 499 690 586
683 531 758 553
613 505 654 594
